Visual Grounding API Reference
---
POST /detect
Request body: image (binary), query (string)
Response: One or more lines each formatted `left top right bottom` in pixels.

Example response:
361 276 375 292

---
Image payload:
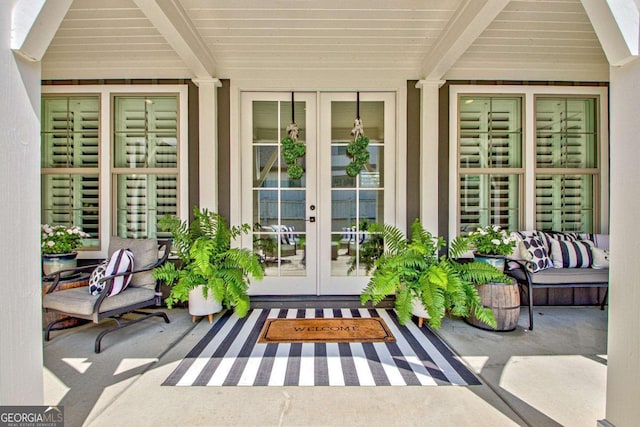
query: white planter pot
188 285 223 323
411 299 430 327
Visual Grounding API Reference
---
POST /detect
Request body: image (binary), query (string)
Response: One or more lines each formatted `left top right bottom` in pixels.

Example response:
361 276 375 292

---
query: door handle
307 216 316 223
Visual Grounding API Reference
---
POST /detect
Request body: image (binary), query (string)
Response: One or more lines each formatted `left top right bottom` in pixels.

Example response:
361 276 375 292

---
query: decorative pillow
89 259 110 295
520 234 551 272
104 248 134 296
538 231 579 254
591 246 610 269
549 238 594 268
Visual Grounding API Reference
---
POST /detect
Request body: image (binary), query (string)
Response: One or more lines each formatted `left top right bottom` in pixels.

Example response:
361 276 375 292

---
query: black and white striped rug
163 308 480 387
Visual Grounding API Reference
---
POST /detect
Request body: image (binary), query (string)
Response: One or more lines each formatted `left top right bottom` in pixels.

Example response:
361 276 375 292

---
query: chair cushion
109 236 158 289
509 267 609 285
43 286 155 320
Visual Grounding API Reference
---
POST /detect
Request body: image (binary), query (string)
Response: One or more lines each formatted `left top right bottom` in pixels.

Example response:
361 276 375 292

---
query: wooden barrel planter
466 280 520 331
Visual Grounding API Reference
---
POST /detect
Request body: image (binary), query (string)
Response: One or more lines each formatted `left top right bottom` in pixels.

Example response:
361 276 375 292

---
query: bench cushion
510 267 609 285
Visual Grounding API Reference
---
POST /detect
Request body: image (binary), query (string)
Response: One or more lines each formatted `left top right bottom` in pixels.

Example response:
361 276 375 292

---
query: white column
603 58 640 426
416 80 445 235
0 3 44 404
193 78 222 212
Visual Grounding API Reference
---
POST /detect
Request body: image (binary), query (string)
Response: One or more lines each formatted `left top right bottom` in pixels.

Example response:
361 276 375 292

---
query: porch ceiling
41 0 609 82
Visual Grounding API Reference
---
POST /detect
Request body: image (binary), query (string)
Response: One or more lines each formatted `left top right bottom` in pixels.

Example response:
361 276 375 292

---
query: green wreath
346 118 370 177
282 123 305 179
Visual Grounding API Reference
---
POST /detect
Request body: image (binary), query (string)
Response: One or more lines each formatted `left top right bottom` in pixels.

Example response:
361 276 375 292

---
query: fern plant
152 207 263 318
361 219 509 329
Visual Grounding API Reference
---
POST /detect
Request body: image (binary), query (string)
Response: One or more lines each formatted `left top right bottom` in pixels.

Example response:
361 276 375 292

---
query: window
457 96 523 234
535 97 598 232
113 95 179 239
41 95 100 248
452 86 607 237
41 85 188 257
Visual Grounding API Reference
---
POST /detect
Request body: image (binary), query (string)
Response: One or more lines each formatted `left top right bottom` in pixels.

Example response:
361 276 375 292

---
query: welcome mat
163 308 480 387
258 317 395 343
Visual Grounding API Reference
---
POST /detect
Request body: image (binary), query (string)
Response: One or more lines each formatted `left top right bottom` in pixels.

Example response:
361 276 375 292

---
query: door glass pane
359 145 384 188
280 151 306 188
359 190 384 225
331 146 357 188
331 100 384 277
331 190 356 232
253 189 278 226
253 145 278 188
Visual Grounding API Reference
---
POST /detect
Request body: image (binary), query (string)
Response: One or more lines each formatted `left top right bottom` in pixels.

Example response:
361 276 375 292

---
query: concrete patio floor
43 305 607 427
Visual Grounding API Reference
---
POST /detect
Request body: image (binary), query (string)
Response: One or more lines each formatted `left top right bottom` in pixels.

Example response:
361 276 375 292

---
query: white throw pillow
591 246 610 269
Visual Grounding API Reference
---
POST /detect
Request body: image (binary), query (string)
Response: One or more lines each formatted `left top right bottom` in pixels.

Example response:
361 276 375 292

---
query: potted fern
152 207 263 321
361 219 508 329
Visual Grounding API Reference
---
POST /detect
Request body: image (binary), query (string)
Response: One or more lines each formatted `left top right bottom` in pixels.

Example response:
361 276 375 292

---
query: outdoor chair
42 237 172 353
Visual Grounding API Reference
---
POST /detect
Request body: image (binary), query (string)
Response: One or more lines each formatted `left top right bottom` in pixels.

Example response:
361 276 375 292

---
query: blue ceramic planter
42 252 78 278
474 254 506 272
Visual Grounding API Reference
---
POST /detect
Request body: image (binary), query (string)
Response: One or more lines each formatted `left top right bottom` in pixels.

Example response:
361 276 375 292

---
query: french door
241 91 395 295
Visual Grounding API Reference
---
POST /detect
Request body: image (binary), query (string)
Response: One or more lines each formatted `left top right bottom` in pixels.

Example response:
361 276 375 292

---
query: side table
42 273 90 330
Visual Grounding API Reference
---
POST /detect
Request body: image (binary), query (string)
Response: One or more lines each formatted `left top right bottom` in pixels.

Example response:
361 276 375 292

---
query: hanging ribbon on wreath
346 92 370 177
281 92 306 179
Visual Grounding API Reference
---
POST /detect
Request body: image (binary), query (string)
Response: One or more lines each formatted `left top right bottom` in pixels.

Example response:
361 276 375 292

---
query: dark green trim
218 79 231 223
406 81 421 236
188 81 199 222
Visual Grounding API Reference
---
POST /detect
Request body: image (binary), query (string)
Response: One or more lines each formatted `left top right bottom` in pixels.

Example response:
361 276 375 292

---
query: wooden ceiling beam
420 0 509 80
133 0 217 78
581 0 639 66
11 0 72 61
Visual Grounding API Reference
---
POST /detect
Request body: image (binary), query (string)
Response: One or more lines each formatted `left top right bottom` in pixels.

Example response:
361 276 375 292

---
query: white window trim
42 85 189 259
449 85 609 239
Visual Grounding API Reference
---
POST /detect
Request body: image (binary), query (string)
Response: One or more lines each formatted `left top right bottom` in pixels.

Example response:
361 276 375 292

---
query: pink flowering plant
41 224 90 255
467 225 516 256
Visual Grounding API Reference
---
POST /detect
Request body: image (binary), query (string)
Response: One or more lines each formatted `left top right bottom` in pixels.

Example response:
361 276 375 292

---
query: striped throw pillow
549 238 594 268
104 248 134 296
